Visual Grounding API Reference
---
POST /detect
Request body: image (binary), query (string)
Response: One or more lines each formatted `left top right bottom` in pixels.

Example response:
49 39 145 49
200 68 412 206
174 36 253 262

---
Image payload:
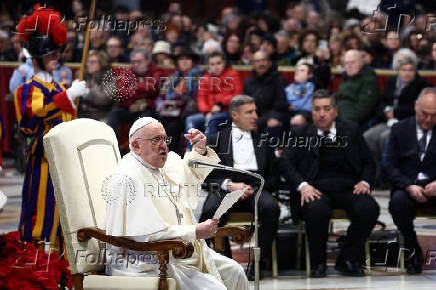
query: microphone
187 159 229 169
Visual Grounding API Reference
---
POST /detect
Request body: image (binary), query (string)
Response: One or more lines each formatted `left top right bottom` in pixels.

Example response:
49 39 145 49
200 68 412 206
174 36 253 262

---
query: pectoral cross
176 208 184 225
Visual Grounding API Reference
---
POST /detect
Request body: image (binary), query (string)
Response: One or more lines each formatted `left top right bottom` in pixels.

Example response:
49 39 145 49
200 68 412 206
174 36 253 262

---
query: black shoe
406 248 423 275
406 263 422 275
310 263 326 278
246 264 264 281
335 260 365 276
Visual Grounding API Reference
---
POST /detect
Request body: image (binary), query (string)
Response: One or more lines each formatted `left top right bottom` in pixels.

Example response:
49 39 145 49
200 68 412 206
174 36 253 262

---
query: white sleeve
130 225 197 243
297 181 308 192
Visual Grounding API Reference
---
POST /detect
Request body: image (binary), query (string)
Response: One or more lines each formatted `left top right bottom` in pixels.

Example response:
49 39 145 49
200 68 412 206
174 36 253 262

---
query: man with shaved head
385 88 436 275
337 49 380 128
243 50 288 135
105 117 249 290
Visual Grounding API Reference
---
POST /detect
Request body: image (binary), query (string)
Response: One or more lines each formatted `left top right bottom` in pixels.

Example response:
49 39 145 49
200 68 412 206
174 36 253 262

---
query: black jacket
376 74 432 122
205 126 279 192
243 65 288 125
279 120 376 191
383 116 436 190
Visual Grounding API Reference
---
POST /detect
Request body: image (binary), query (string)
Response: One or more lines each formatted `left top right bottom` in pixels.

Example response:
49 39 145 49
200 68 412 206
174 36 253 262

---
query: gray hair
397 56 417 70
417 87 436 104
0 30 8 39
275 30 289 39
392 48 417 70
229 95 255 112
130 48 151 60
312 89 337 107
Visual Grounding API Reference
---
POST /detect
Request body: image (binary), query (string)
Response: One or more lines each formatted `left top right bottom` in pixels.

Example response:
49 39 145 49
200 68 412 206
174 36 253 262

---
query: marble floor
2 159 436 289
249 273 436 289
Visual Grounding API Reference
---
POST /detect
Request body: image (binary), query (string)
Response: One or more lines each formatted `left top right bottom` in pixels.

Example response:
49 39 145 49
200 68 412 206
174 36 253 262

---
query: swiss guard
13 3 89 248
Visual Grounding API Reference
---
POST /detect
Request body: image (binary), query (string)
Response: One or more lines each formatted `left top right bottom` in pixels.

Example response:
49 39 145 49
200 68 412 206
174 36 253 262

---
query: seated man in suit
280 89 380 277
200 94 280 280
385 87 436 274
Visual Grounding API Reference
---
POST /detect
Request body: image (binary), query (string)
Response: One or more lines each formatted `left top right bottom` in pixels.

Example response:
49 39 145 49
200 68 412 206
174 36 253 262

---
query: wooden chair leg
157 252 169 290
72 274 84 290
214 236 225 255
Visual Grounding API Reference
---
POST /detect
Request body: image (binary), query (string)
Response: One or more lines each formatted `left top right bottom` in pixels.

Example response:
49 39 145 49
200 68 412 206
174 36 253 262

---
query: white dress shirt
221 124 258 191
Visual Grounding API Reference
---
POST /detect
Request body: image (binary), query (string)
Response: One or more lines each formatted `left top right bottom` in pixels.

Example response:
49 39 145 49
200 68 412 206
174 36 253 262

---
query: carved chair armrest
213 225 249 255
77 227 194 259
215 225 249 245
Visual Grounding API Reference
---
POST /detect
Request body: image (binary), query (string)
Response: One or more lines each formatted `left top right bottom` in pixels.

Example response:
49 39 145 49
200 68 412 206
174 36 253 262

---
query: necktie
418 130 428 159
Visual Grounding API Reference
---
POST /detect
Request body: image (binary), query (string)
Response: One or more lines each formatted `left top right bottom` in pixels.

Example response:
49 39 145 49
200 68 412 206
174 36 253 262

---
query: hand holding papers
213 187 248 220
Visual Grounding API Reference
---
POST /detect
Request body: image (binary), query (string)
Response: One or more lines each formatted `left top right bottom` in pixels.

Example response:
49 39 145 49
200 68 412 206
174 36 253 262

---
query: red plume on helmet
16 3 67 56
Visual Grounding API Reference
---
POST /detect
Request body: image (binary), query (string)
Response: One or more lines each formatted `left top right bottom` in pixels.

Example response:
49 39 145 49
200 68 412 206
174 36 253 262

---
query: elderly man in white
105 117 248 290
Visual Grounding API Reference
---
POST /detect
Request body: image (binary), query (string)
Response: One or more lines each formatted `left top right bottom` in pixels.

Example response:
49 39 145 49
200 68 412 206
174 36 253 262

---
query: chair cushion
43 119 121 274
83 275 177 290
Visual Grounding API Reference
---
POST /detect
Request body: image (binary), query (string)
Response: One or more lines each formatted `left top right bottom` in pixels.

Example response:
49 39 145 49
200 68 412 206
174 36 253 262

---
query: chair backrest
43 118 121 275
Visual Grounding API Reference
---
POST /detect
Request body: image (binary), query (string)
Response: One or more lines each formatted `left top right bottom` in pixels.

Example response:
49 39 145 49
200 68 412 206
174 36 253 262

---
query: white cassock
105 147 248 290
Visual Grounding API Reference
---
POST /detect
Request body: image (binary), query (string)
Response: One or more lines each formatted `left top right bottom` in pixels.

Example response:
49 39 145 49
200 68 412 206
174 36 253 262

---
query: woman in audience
292 30 320 65
421 41 436 70
77 50 114 121
222 32 242 65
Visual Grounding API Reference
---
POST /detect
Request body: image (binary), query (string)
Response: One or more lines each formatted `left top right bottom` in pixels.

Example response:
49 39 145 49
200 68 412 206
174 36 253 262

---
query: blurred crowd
1 0 436 157
1 1 435 68
1 0 436 279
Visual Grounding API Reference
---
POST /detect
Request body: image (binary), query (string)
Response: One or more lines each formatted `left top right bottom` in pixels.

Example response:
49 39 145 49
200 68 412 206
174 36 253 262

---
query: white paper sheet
213 187 248 220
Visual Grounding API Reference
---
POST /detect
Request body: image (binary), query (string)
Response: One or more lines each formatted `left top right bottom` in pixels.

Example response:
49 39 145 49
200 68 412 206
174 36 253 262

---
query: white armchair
43 119 193 290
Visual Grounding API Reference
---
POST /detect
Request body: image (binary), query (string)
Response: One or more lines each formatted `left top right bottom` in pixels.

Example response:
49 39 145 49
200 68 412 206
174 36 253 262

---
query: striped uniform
14 76 75 244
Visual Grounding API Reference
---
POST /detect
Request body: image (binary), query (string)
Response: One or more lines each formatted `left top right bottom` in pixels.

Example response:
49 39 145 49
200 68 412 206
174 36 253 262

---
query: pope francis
105 117 248 290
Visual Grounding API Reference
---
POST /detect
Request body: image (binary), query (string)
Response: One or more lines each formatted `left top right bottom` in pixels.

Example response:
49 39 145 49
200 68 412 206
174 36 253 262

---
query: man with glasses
105 117 248 290
337 49 380 128
385 87 436 274
105 36 128 63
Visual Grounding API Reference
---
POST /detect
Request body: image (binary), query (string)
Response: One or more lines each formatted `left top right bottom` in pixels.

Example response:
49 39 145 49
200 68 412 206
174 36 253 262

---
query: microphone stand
211 166 264 290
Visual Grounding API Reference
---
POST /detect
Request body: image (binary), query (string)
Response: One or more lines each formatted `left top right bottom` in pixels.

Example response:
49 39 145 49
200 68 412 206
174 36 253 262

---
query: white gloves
387 118 399 128
66 80 90 104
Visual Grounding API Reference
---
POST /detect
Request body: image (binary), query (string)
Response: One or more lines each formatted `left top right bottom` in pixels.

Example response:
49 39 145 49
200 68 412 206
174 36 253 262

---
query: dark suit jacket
376 74 432 122
279 120 376 191
383 116 436 190
205 126 279 192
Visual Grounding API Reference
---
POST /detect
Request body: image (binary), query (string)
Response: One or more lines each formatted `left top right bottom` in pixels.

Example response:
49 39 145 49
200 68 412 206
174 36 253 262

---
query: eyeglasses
137 136 172 146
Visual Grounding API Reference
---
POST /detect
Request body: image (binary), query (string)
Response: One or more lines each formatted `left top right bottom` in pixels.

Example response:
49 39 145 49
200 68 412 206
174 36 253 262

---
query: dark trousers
201 190 280 263
302 190 380 266
389 184 436 254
